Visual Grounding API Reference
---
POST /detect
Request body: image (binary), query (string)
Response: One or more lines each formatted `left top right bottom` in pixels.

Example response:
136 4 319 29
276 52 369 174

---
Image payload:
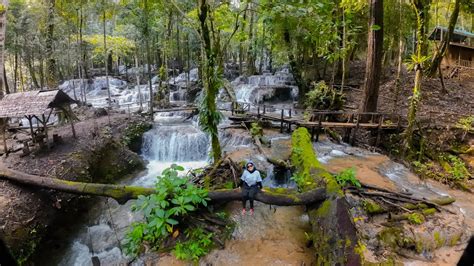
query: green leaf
370 24 381 31
166 218 179 225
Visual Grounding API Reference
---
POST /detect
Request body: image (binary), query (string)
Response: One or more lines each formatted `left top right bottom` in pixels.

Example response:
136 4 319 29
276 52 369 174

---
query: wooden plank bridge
229 103 403 145
151 102 404 145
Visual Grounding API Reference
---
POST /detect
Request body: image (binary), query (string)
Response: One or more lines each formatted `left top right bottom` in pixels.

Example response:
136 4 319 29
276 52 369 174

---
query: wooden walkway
229 103 403 145
152 102 404 145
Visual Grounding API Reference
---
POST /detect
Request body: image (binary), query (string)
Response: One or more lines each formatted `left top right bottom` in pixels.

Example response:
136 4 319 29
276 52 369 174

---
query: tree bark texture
0 1 8 98
0 166 327 206
405 0 428 152
197 0 222 162
46 0 56 89
361 0 383 114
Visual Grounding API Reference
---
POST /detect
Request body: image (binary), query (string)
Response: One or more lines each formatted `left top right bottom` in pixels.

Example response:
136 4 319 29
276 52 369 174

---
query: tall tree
197 0 222 162
0 1 8 98
361 0 383 114
45 0 56 88
404 0 431 153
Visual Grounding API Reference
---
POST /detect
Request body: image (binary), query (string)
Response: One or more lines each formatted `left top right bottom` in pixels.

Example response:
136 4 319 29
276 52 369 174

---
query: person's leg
241 185 249 214
248 185 258 215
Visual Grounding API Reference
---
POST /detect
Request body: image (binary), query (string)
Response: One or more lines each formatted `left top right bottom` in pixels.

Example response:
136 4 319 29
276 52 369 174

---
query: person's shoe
241 208 246 215
249 209 254 216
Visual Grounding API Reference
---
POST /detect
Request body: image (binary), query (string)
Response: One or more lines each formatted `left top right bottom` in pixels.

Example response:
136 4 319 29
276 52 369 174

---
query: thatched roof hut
0 90 76 118
0 90 78 154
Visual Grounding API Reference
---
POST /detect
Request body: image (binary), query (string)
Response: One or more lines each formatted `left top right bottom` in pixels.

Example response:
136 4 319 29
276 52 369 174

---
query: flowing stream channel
34 71 473 265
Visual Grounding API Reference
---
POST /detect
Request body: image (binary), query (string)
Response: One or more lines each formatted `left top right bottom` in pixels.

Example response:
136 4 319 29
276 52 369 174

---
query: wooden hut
429 26 474 69
0 90 77 153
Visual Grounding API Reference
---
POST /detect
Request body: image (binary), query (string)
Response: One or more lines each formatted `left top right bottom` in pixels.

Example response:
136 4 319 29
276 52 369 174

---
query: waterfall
231 70 298 104
141 124 209 162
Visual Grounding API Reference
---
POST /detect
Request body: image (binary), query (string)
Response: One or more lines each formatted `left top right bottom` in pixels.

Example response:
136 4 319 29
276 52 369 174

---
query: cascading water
231 70 298 104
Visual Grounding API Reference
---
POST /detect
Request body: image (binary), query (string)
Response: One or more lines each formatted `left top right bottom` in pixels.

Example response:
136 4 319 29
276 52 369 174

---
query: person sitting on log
240 160 263 216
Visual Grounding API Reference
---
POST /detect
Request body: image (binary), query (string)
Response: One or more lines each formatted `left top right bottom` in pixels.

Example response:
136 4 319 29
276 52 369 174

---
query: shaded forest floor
0 108 147 261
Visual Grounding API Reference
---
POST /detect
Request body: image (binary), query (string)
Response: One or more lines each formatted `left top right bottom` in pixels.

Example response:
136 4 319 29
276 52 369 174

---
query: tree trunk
0 0 8 98
143 0 154 117
361 0 383 114
404 0 428 153
103 5 111 109
426 0 460 76
45 0 56 89
393 0 404 114
197 0 222 162
0 166 326 206
246 2 256 75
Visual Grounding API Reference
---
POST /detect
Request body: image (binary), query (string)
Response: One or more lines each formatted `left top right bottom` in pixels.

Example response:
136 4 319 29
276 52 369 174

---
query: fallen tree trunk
0 166 326 206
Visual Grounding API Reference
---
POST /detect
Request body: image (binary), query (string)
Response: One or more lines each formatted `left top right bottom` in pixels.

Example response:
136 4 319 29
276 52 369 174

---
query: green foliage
407 213 425 225
304 81 344 110
446 155 470 181
334 167 360 188
122 121 152 148
84 34 136 63
406 54 431 71
455 115 474 135
123 164 210 257
172 228 214 261
250 122 263 138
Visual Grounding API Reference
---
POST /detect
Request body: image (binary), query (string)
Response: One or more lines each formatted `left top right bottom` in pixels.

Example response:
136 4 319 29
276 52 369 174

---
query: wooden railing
456 59 473 69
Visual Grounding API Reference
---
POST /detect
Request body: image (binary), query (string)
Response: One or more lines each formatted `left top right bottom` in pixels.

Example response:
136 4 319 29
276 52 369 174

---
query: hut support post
26 116 35 143
280 109 284 133
1 118 7 156
42 114 49 149
66 105 77 139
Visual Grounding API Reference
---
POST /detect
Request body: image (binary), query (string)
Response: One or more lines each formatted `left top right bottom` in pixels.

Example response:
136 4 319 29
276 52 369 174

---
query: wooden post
231 102 234 116
263 105 266 114
2 119 7 156
42 114 49 149
289 109 292 118
344 113 354 142
311 126 315 141
351 113 361 145
375 115 383 146
66 105 77 139
316 114 322 142
27 116 35 143
280 109 284 133
257 106 260 118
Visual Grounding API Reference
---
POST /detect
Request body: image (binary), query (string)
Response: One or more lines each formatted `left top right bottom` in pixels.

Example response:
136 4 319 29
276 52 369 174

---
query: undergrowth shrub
334 167 361 188
304 81 344 110
123 164 210 259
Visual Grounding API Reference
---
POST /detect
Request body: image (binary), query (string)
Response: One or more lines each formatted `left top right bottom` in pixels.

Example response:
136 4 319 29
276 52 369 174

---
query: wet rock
94 108 108 117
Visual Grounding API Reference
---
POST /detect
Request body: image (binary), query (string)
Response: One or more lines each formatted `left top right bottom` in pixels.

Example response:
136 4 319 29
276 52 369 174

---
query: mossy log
291 127 362 265
0 166 326 206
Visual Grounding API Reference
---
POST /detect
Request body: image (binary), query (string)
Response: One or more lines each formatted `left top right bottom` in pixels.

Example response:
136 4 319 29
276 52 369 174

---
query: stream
33 71 473 265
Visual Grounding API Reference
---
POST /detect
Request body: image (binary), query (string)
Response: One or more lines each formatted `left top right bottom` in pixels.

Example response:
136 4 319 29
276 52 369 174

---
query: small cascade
141 124 209 162
231 69 298 104
59 77 157 111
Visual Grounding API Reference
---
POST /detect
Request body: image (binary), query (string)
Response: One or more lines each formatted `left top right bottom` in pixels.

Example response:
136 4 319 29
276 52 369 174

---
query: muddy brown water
325 152 473 265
